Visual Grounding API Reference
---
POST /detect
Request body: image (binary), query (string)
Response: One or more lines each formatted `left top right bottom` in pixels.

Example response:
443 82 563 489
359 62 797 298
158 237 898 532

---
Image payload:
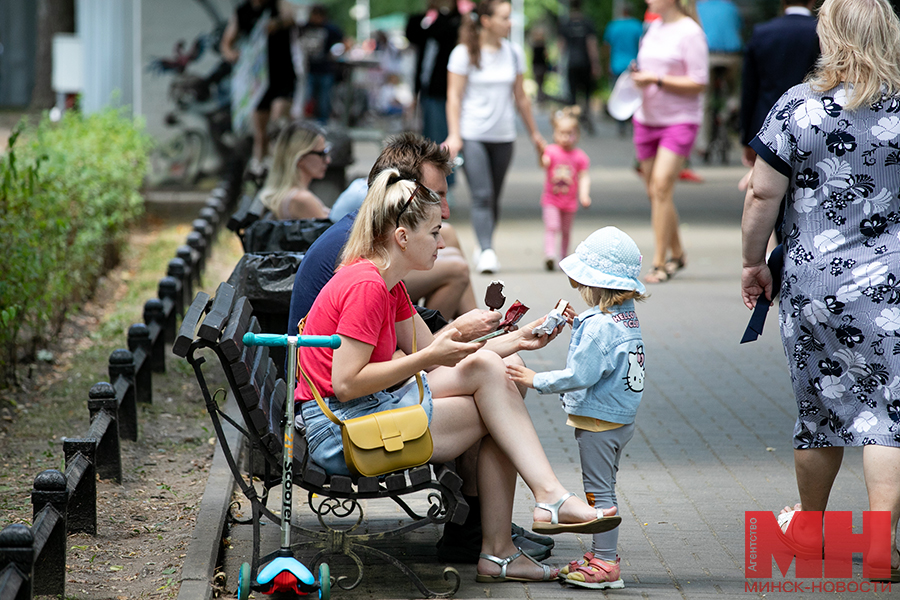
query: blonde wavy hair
340 168 442 270
571 279 647 313
808 0 900 110
676 0 700 23
259 121 325 214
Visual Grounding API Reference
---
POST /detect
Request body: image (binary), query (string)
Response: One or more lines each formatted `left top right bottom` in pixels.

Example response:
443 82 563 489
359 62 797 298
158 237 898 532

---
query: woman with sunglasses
297 169 621 583
259 121 332 220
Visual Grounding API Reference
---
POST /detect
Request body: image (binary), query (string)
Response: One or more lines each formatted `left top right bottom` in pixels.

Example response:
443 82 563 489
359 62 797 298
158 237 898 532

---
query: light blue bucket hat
559 227 646 294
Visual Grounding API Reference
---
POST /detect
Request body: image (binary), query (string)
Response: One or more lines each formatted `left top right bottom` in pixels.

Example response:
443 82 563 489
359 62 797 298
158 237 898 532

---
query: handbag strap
297 295 424 428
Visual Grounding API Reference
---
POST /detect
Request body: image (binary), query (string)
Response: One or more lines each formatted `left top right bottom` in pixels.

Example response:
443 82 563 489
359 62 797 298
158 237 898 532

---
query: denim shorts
299 374 433 476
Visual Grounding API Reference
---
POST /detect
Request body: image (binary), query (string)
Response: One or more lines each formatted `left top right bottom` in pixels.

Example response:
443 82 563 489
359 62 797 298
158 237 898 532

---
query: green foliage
0 108 151 386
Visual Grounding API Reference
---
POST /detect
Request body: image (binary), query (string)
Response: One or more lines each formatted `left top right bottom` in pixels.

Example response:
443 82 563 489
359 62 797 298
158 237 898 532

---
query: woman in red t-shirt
298 168 620 583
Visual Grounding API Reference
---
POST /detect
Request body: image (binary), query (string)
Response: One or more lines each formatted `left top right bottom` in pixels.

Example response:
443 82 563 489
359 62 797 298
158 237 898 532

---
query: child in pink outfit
541 107 591 271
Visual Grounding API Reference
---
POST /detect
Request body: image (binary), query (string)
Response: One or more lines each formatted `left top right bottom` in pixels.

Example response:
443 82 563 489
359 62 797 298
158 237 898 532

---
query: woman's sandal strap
534 491 576 525
644 267 670 283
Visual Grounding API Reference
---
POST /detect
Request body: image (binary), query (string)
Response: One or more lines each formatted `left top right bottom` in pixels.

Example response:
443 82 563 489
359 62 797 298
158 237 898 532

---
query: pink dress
542 144 590 260
541 144 590 212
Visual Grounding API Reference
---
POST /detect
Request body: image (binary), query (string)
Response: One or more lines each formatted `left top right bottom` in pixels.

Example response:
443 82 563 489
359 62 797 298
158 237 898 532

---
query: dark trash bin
242 218 333 253
227 252 304 378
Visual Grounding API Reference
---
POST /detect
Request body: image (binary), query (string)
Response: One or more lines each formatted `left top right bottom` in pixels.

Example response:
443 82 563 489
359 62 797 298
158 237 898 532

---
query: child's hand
580 195 591 208
562 303 577 324
506 363 536 389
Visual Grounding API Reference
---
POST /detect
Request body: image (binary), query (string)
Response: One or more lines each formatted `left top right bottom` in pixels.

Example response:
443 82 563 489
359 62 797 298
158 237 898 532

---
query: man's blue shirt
697 0 742 53
603 17 643 77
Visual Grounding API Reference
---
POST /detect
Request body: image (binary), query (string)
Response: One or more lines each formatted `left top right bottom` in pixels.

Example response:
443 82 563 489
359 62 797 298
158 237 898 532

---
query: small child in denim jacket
507 226 646 590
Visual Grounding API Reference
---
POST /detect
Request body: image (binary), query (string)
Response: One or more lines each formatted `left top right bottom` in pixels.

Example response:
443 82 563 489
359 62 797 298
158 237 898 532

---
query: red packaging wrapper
499 300 529 329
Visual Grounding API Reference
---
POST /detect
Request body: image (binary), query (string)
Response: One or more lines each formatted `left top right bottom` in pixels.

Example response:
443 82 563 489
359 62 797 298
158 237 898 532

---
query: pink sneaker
566 556 625 589
559 551 594 576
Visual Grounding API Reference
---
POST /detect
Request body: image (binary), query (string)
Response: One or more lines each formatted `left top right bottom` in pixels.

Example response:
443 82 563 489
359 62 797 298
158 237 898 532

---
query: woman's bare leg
863 445 900 563
427 351 605 524
641 148 685 269
794 447 843 512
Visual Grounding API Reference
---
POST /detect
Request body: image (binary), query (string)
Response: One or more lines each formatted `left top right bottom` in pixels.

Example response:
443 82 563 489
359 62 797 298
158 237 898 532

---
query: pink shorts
633 121 700 162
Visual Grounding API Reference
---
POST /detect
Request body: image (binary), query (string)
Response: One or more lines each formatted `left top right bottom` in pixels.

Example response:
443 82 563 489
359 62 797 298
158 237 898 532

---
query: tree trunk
31 0 75 110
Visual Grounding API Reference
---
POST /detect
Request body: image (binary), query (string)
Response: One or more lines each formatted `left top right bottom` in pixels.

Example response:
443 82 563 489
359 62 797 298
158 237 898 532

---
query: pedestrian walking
220 0 296 168
740 0 819 168
631 0 708 284
541 107 591 271
507 226 647 590
444 0 545 274
741 0 900 580
558 0 601 134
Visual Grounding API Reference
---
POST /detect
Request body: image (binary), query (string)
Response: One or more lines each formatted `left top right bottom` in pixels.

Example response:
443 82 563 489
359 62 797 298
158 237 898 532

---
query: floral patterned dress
751 83 900 449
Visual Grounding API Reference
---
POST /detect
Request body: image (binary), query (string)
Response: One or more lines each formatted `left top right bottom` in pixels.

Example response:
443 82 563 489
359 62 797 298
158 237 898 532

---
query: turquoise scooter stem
241 332 341 551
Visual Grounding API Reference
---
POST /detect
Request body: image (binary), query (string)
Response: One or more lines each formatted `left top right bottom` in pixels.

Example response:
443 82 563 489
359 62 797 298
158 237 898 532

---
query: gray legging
575 422 635 561
462 140 514 251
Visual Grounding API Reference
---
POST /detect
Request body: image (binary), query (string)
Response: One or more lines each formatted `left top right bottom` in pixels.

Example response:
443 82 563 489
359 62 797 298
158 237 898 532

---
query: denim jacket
532 300 644 424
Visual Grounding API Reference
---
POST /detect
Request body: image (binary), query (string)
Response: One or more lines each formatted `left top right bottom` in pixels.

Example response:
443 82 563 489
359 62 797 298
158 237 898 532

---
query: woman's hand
741 263 773 310
426 326 484 367
506 363 536 388
442 135 464 161
631 69 659 89
452 309 502 341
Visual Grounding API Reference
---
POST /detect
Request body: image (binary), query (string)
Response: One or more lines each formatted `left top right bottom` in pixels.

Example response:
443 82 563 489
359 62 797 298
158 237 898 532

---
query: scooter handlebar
242 333 342 349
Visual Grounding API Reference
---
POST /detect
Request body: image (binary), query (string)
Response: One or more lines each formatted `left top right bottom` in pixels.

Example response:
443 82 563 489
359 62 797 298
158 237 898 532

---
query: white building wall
78 0 137 115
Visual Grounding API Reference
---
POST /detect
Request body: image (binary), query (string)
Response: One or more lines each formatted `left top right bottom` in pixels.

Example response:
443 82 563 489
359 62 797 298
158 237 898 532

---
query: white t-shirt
447 40 525 142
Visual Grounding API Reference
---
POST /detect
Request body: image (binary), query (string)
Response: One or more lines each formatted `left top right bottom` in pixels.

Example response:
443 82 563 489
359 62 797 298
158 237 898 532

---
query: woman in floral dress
741 0 900 579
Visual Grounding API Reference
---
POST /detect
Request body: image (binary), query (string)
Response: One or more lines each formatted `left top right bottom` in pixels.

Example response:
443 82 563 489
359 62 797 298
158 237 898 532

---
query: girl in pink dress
541 107 592 271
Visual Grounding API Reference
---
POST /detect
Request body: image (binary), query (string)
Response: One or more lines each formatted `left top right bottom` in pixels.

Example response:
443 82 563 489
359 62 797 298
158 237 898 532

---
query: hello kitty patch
624 345 645 393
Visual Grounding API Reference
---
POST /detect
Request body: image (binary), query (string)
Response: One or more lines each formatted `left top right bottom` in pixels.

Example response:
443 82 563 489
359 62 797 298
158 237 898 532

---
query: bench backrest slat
231 317 261 387
220 297 253 362
173 291 210 357
199 282 236 342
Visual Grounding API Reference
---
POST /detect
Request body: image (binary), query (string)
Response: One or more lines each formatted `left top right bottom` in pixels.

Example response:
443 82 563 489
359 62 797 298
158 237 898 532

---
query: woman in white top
259 121 332 220
444 0 545 274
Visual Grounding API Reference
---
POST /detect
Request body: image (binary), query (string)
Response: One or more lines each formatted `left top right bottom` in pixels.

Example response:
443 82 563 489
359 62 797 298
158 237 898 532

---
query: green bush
0 108 151 386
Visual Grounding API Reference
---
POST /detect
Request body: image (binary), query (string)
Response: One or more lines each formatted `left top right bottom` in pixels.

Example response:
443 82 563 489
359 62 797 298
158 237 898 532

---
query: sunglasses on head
394 179 440 228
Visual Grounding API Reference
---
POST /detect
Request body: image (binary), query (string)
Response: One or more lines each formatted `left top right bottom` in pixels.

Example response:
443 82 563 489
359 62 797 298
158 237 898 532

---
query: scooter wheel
237 562 251 600
318 562 331 600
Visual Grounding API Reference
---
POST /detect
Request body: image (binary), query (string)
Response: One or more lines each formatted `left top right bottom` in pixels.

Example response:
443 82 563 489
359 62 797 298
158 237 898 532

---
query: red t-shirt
296 260 413 401
541 143 590 211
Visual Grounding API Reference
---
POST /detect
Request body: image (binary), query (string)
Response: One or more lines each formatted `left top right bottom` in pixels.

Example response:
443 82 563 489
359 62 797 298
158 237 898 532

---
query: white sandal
532 492 622 535
475 549 558 583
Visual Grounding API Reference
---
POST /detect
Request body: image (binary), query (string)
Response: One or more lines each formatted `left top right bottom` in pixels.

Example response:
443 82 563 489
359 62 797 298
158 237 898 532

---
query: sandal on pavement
776 507 822 559
475 549 558 583
566 556 625 590
664 255 686 277
644 266 670 284
560 551 594 576
868 548 900 583
532 492 622 535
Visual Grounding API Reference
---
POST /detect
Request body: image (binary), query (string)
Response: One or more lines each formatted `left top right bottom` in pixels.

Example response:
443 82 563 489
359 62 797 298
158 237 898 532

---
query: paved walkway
198 118 888 599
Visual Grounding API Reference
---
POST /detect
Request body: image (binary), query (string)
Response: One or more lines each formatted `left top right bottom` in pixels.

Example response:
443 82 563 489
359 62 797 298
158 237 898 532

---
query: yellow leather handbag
298 306 433 478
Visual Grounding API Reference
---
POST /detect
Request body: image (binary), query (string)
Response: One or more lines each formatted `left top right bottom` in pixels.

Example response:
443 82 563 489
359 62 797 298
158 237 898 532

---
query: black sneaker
511 523 555 549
